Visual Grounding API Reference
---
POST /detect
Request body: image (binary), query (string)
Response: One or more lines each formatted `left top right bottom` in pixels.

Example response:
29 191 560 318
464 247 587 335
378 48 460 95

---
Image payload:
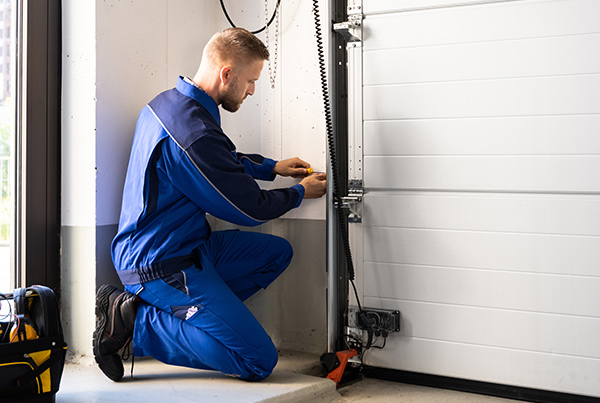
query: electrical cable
9 314 21 343
312 1 392 362
311 0 362 312
0 293 12 343
0 293 9 321
219 0 282 35
219 0 361 310
371 336 386 349
342 333 364 365
220 0 385 360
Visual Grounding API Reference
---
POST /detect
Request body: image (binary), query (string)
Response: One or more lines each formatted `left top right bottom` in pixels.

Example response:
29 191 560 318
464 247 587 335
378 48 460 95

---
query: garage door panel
364 76 600 121
359 323 600 398
364 0 515 14
363 155 600 192
364 116 600 156
363 227 600 277
362 300 600 359
364 34 600 86
364 0 600 50
353 0 600 395
363 194 600 236
364 262 600 317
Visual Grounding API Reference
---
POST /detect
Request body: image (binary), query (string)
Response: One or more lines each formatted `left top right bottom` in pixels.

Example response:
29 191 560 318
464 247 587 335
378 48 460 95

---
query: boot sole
93 284 124 381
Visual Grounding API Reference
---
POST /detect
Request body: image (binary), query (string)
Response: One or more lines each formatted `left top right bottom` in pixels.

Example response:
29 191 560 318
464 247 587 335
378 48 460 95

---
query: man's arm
273 157 311 178
299 173 327 199
166 134 305 226
235 152 277 181
237 154 326 198
274 157 326 198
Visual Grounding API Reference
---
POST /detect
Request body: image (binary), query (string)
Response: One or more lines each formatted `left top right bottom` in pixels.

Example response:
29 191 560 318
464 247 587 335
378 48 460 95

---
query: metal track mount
336 179 363 223
333 5 363 42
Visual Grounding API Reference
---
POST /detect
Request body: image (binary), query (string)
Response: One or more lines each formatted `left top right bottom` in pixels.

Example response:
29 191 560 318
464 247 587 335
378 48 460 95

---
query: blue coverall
111 76 306 380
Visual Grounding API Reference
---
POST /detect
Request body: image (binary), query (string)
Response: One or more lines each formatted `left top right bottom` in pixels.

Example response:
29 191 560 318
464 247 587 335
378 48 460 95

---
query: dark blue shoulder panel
148 89 230 150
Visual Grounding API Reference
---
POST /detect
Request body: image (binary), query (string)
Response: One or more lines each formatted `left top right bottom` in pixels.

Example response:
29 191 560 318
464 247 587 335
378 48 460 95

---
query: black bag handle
30 286 63 338
12 286 63 338
13 287 27 316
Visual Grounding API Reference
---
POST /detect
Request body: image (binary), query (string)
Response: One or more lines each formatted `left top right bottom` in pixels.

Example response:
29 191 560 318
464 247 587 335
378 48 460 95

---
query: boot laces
119 338 135 378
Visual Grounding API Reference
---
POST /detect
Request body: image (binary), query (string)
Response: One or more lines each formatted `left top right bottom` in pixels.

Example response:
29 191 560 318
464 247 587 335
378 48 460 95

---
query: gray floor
57 352 525 403
335 378 524 403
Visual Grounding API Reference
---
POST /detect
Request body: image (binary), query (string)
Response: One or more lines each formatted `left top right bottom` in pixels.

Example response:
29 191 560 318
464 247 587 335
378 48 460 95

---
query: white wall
221 0 329 220
93 0 327 227
95 0 217 226
61 0 97 361
62 0 328 357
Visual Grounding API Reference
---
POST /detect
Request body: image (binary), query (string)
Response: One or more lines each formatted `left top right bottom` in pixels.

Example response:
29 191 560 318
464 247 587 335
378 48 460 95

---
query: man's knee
244 340 279 381
269 235 293 267
256 236 293 289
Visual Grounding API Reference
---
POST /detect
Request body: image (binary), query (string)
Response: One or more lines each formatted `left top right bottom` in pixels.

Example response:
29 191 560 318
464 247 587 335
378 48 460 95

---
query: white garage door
347 0 600 397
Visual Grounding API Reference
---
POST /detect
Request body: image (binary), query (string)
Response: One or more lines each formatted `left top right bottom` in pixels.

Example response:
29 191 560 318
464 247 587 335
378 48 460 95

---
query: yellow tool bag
0 285 67 403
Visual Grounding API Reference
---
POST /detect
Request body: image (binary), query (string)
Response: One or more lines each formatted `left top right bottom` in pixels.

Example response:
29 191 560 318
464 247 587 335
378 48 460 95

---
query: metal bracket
335 180 363 223
333 5 363 43
343 179 363 204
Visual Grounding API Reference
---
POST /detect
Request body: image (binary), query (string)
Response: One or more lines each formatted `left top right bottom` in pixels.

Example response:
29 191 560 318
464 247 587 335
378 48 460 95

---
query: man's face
221 59 264 113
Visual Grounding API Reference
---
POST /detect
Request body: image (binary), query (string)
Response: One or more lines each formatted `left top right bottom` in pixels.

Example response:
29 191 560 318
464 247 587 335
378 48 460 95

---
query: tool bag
0 285 68 403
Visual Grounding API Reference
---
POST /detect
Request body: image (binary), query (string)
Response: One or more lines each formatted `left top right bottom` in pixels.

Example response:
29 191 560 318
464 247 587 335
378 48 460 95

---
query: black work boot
93 284 138 381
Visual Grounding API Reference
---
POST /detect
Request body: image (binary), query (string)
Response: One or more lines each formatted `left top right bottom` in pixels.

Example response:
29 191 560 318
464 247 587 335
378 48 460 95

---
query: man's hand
274 157 311 178
300 173 327 199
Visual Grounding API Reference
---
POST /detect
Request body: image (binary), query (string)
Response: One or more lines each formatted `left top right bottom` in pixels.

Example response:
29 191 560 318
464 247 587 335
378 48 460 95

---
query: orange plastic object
326 349 358 385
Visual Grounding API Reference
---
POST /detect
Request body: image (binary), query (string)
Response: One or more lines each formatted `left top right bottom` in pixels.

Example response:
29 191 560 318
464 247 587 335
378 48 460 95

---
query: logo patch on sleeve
186 306 199 320
171 304 202 321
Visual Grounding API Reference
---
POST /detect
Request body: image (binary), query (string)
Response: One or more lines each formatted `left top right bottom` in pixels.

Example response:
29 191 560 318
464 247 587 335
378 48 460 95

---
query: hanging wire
219 0 282 35
0 293 13 343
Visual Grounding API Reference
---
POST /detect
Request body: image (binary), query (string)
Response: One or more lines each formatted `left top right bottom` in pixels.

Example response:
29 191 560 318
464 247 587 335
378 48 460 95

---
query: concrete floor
56 352 525 403
58 352 337 403
334 378 524 403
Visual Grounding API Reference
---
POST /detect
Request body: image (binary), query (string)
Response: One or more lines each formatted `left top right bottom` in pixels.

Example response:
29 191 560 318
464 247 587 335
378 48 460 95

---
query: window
0 0 13 291
0 0 60 292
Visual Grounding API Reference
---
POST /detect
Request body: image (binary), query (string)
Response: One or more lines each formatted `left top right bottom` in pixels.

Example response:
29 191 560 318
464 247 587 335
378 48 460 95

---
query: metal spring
312 0 356 283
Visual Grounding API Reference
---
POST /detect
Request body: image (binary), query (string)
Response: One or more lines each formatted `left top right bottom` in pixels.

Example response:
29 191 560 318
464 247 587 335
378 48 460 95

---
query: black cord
219 0 282 35
312 2 392 360
370 336 387 349
220 0 364 312
311 0 362 314
340 333 363 365
350 276 362 311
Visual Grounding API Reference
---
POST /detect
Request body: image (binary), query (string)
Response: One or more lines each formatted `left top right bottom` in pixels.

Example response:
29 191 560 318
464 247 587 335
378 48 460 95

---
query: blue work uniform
111 76 306 380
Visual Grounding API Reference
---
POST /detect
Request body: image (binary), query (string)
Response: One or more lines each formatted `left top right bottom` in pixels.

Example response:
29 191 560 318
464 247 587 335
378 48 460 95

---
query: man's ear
219 66 233 85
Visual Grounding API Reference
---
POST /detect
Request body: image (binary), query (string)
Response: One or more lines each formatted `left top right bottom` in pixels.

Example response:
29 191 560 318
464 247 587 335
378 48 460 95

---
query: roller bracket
333 5 363 43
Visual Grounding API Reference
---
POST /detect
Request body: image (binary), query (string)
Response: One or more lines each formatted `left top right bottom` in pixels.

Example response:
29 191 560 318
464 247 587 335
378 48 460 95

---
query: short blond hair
204 28 269 67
